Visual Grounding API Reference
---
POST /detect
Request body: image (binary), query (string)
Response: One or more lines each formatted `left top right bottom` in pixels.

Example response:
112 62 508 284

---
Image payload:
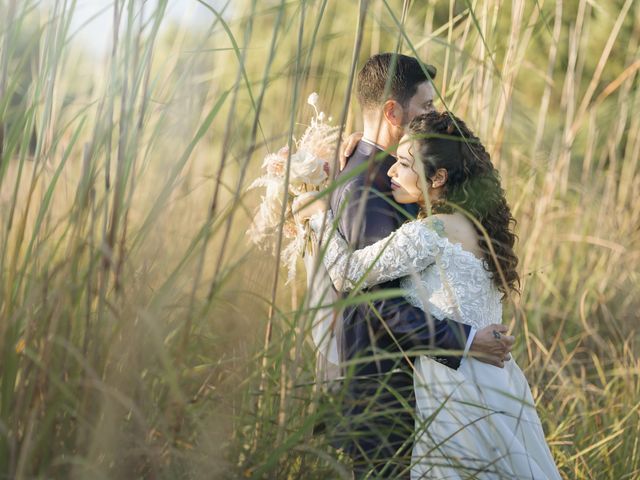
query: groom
325 53 515 478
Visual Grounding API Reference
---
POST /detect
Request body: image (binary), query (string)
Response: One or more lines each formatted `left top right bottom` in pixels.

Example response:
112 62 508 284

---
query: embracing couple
294 53 561 479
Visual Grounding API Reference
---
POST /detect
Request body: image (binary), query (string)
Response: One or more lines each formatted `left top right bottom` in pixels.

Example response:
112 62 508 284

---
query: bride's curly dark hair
408 111 520 295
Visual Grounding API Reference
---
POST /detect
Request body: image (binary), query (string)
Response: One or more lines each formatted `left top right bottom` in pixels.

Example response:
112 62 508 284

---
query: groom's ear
382 100 404 127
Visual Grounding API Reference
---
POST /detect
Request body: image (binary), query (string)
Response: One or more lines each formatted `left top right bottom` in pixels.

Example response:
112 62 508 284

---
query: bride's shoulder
399 216 446 238
411 213 473 242
421 215 447 236
430 213 483 257
427 213 474 234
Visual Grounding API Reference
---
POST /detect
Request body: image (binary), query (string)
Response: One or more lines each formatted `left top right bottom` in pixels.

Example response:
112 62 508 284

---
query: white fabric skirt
411 356 561 479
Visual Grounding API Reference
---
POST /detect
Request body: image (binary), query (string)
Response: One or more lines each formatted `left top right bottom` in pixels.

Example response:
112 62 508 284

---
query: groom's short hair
357 53 436 110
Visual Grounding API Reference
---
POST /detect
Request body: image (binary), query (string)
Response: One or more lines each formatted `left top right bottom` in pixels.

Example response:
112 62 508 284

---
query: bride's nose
387 163 397 177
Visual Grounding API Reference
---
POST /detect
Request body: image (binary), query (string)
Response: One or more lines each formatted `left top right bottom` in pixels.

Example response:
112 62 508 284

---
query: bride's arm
309 210 444 292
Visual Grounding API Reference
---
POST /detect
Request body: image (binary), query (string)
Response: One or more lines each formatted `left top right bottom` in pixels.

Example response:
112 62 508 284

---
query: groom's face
401 81 436 126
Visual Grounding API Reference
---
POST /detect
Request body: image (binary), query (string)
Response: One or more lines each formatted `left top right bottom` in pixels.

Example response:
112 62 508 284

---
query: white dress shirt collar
361 137 388 152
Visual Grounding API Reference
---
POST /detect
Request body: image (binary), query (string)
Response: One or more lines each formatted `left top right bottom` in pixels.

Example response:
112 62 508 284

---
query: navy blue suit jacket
329 140 472 379
325 140 473 473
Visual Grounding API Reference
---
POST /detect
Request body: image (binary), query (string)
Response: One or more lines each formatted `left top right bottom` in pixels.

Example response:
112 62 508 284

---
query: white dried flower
289 150 327 190
297 120 341 163
307 92 319 107
246 90 341 282
261 153 285 177
247 178 284 245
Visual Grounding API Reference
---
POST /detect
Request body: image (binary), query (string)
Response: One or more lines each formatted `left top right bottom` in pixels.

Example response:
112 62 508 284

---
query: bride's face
387 136 425 205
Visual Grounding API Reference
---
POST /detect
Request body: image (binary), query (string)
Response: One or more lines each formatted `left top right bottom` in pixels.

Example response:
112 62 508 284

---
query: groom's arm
374 297 473 369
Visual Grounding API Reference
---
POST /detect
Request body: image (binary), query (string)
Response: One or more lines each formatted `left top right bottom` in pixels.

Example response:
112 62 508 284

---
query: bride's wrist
309 210 331 232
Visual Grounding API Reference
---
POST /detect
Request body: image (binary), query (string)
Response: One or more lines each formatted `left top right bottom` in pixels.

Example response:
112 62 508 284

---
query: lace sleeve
309 211 445 292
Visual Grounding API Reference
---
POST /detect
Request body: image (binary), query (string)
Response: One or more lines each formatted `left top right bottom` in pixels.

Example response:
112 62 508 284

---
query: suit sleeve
374 297 472 368
334 179 400 249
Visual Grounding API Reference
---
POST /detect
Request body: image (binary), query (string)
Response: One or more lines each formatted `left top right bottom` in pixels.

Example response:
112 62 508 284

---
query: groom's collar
352 139 395 169
361 137 390 153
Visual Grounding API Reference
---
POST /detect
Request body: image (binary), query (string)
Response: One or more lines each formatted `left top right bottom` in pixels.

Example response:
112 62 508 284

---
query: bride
295 111 560 479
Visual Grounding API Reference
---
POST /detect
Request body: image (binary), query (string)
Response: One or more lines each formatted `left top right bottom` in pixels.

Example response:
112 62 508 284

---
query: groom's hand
469 324 514 368
340 132 364 170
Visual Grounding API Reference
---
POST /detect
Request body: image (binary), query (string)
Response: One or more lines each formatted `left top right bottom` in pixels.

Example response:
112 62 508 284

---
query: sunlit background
1 0 639 478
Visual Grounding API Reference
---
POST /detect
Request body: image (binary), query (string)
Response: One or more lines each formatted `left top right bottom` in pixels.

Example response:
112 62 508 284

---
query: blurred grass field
0 0 639 478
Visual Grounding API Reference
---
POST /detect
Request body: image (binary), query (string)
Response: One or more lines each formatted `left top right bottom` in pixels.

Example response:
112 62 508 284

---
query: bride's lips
390 180 401 190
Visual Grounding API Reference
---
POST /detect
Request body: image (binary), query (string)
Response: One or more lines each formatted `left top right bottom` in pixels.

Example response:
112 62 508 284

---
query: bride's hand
292 192 326 222
469 324 515 368
340 132 364 170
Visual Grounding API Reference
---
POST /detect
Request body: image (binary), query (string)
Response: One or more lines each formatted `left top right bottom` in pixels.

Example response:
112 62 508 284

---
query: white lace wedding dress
309 211 561 480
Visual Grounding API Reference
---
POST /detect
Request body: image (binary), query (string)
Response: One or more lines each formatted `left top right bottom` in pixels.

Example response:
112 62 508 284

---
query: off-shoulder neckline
409 219 487 264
